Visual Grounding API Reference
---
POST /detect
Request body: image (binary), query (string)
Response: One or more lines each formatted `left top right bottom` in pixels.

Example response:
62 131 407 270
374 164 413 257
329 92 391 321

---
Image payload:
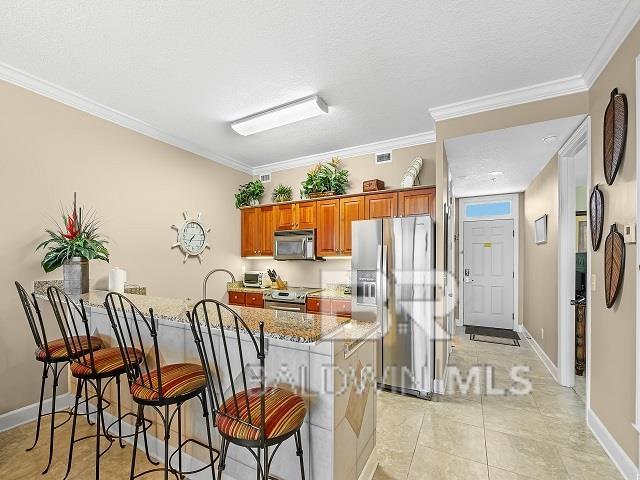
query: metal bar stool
188 299 306 480
104 292 218 480
47 286 154 480
15 281 104 474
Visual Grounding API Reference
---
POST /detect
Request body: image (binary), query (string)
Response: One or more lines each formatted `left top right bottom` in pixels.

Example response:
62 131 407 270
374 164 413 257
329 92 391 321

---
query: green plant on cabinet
272 184 293 203
235 180 265 208
300 157 349 198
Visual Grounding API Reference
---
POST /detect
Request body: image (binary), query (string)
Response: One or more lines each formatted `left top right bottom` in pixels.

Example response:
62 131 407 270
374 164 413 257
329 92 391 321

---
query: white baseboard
0 393 73 433
516 324 523 333
521 327 558 382
587 408 639 480
358 447 377 480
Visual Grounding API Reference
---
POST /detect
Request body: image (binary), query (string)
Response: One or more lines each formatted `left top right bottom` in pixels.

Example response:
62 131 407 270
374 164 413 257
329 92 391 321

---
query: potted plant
36 194 109 296
300 157 349 198
234 180 265 208
272 184 293 203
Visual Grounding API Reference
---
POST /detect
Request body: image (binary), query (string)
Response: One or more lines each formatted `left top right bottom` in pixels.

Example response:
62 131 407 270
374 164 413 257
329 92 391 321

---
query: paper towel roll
109 267 126 294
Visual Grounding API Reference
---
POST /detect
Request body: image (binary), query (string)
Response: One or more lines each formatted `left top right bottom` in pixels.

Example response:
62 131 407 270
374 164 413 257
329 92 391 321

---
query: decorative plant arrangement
36 193 109 295
272 184 293 203
234 180 265 208
300 157 349 198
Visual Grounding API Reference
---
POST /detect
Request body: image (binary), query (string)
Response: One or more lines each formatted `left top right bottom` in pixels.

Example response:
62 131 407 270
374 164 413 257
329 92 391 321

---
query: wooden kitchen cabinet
258 206 275 256
316 199 340 256
228 291 246 306
339 196 364 255
398 187 435 217
306 297 332 314
245 292 264 308
364 192 398 219
275 201 316 230
331 299 352 317
241 208 259 257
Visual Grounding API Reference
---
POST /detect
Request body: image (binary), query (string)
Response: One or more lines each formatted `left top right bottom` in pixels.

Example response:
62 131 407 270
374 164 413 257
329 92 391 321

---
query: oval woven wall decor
603 88 628 185
604 224 625 309
589 185 604 251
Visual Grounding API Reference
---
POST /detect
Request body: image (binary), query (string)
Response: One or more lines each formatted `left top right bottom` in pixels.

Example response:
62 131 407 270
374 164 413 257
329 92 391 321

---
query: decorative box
363 179 385 192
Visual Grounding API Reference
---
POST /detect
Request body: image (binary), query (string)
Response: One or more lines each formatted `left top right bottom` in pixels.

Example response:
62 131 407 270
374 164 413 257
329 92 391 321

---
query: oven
263 300 307 313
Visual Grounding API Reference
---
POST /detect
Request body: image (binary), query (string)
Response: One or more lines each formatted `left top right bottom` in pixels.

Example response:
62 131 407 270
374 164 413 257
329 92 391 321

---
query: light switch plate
624 224 636 244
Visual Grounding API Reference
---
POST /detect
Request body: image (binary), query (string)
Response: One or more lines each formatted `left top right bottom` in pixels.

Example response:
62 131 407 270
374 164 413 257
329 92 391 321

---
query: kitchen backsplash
242 258 351 288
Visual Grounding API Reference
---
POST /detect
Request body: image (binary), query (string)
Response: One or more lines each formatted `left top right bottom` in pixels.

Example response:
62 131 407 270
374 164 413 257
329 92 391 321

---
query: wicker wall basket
589 185 604 251
604 224 625 309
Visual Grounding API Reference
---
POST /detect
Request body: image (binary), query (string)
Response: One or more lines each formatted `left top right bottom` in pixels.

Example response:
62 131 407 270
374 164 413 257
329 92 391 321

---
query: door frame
635 54 640 444
458 193 520 331
557 117 590 390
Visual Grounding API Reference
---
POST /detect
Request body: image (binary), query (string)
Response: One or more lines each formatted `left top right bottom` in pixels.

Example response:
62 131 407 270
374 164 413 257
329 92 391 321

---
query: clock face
181 221 206 254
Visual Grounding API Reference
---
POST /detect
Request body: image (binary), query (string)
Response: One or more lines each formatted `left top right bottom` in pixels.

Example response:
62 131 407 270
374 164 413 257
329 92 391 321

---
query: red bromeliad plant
36 193 110 272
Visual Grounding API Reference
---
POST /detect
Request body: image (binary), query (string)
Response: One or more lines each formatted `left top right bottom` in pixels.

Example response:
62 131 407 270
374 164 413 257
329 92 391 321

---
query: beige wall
588 21 639 464
523 155 559 364
0 79 251 414
257 143 436 203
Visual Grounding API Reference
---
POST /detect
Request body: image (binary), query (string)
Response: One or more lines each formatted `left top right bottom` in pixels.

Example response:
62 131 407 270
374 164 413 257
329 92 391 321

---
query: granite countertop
43 290 373 344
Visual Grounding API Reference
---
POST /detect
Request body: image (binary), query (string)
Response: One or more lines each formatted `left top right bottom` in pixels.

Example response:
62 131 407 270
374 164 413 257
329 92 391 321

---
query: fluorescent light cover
231 95 328 136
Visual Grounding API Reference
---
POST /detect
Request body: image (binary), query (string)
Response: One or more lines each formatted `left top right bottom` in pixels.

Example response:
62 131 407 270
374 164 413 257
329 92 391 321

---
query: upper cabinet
398 187 435 217
364 192 398 219
240 186 435 257
316 199 340 257
275 201 316 230
339 196 364 255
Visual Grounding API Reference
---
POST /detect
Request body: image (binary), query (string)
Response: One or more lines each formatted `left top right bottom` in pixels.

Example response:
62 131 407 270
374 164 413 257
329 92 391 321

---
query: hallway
374 328 621 479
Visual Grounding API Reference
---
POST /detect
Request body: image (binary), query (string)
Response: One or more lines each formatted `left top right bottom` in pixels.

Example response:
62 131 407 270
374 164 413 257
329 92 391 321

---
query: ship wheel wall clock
604 224 625 309
171 211 211 263
603 88 628 185
589 185 604 251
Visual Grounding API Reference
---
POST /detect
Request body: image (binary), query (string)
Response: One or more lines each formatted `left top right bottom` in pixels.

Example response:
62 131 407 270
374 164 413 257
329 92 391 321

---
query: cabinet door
257 206 275 256
228 291 246 306
316 199 340 257
307 297 331 314
331 299 352 318
364 192 398 219
398 187 435 217
241 208 259 257
339 196 364 255
274 204 295 230
296 201 317 229
246 293 264 308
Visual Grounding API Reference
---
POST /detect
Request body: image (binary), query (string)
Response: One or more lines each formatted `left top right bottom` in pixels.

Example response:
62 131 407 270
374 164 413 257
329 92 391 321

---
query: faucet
203 268 236 299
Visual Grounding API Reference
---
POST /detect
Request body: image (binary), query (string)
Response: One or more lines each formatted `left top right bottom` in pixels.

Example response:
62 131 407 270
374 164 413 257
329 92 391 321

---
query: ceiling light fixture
488 171 503 177
542 135 558 144
231 95 329 136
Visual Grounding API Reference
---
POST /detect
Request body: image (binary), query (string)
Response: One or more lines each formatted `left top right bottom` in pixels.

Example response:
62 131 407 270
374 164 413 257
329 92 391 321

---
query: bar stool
47 286 151 480
15 281 104 473
104 292 218 480
188 299 306 480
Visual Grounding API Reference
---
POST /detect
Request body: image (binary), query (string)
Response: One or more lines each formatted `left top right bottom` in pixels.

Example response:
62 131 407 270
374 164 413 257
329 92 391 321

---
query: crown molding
252 130 436 175
428 75 588 123
0 61 254 174
583 2 640 87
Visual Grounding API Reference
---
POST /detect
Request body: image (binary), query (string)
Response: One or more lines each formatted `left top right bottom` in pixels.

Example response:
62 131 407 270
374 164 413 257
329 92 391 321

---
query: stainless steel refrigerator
351 215 435 398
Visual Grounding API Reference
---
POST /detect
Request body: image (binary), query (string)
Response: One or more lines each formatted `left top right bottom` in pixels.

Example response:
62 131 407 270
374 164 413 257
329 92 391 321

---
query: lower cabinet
307 297 352 317
228 291 264 307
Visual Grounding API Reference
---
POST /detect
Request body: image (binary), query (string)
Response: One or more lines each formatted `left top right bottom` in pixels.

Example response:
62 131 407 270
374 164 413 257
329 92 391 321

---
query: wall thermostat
623 224 636 244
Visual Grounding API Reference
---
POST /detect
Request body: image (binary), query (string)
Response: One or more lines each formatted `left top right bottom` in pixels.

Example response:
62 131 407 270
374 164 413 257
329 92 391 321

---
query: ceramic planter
63 257 89 296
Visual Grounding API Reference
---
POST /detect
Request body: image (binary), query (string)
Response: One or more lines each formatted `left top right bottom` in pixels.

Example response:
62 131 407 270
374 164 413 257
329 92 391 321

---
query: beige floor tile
482 404 549 441
407 445 489 480
481 392 538 413
542 417 607 457
488 467 535 479
424 395 485 427
558 446 624 480
485 430 569 479
416 415 487 464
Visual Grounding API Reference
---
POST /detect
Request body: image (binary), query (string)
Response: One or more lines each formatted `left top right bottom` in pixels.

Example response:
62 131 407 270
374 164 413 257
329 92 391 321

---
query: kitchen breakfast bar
36 288 378 480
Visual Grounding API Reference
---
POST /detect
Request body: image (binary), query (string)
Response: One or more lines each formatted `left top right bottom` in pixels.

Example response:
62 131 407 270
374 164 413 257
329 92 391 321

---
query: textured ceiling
0 1 629 169
446 115 586 197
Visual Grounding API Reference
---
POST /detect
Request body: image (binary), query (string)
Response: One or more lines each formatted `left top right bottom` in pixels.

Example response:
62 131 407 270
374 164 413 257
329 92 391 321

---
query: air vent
375 152 392 164
259 173 271 183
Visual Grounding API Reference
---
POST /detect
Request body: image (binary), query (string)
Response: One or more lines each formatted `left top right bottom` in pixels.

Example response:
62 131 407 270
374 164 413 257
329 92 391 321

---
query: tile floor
373 328 621 479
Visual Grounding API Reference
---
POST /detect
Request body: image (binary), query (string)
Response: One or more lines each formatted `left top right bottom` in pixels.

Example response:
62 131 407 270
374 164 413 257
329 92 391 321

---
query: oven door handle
271 305 303 311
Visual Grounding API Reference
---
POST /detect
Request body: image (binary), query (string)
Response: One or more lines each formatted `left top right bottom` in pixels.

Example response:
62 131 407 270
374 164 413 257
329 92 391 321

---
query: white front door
463 219 514 329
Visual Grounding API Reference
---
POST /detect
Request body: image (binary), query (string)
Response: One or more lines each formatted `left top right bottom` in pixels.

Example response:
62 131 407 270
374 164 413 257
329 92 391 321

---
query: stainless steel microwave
274 229 317 260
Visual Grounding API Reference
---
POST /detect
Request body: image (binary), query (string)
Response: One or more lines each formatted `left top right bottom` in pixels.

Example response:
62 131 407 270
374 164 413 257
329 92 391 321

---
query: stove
264 287 321 313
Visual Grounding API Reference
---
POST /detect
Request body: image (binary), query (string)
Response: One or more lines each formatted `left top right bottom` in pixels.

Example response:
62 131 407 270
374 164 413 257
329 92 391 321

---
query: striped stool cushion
217 387 306 442
130 363 206 402
36 336 103 361
70 347 142 378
